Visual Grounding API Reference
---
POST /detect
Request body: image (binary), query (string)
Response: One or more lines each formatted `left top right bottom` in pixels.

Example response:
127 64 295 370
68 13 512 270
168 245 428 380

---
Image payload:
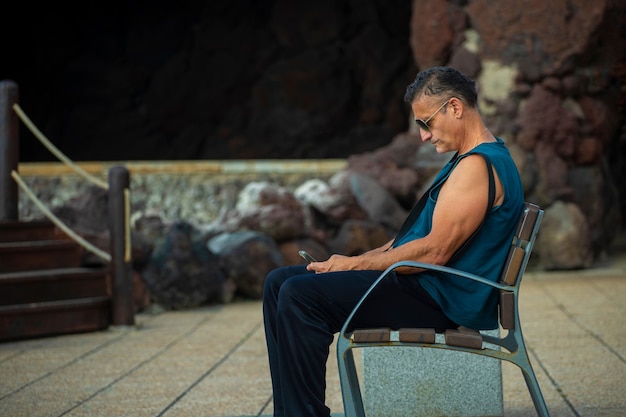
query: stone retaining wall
16 160 344 228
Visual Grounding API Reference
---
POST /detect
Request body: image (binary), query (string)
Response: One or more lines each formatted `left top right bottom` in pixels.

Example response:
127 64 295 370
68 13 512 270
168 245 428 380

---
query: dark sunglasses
415 99 450 132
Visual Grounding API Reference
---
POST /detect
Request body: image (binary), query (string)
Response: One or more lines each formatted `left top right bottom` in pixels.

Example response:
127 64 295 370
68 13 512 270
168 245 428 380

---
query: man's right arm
307 154 494 274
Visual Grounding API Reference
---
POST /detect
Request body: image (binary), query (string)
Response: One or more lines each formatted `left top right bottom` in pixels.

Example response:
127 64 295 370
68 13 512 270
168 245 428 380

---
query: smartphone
298 250 318 263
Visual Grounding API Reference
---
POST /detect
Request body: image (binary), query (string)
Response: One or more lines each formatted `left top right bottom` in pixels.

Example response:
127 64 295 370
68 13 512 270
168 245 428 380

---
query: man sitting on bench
262 66 524 417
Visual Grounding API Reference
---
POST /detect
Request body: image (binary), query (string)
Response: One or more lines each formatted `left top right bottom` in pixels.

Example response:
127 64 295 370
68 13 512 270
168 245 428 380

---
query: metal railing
0 79 134 326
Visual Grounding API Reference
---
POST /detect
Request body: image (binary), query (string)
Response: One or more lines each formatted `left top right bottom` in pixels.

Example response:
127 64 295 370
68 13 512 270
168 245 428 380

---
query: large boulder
536 201 593 270
207 181 308 242
141 221 233 309
208 230 282 299
349 173 407 231
345 132 422 203
294 176 367 224
328 219 394 256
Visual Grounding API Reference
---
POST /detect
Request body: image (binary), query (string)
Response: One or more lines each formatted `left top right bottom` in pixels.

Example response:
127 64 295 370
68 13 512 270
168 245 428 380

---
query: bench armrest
338 260 513 338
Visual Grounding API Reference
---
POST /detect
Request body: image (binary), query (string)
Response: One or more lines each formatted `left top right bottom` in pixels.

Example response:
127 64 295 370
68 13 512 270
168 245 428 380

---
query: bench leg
520 365 551 417
514 342 551 417
337 339 366 417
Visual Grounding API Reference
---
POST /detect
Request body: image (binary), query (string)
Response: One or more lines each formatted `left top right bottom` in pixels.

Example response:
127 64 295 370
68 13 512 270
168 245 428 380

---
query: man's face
411 98 453 154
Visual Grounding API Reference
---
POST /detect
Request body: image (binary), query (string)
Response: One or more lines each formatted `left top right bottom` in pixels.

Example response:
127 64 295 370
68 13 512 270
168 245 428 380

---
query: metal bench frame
336 202 550 417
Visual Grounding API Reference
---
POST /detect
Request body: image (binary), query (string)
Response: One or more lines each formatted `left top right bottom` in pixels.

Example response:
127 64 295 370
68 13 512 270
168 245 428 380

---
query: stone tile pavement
1 259 625 417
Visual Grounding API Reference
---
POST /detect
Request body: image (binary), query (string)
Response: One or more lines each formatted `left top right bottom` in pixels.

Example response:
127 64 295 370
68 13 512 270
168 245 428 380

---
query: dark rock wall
3 0 413 161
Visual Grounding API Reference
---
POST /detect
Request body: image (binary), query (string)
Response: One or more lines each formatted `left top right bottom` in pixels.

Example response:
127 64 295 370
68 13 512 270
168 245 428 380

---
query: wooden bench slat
398 328 435 343
516 203 540 241
501 246 525 285
500 290 515 329
444 329 483 349
352 328 390 343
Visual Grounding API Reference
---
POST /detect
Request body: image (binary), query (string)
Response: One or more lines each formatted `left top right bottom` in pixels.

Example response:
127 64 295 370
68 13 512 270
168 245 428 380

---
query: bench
336 202 550 417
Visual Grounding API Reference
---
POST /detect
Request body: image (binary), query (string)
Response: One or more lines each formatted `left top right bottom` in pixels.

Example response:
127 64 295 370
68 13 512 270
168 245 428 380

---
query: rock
448 46 482 79
578 96 618 145
131 212 170 268
531 142 573 207
278 238 330 265
132 271 152 313
294 178 365 223
507 143 538 196
345 133 422 204
52 185 109 233
208 182 308 242
238 204 306 242
141 221 233 309
309 172 369 223
515 85 578 156
349 173 407 231
467 0 608 78
208 231 282 299
568 166 620 257
536 201 592 270
574 137 603 166
328 219 394 256
409 0 466 69
51 185 110 266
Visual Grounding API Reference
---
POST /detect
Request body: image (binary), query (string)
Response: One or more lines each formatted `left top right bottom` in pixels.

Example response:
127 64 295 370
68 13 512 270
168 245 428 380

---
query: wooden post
108 165 135 326
0 80 19 222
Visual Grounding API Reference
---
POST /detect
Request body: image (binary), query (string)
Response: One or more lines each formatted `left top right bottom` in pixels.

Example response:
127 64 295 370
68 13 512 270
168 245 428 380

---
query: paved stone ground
1 259 625 417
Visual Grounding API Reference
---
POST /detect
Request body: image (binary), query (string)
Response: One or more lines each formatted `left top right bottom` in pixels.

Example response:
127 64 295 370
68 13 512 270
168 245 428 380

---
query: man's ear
449 97 464 119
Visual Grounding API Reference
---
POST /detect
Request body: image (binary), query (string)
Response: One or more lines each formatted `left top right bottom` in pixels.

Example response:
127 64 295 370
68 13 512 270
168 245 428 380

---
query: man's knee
275 273 320 314
263 265 308 300
264 266 281 287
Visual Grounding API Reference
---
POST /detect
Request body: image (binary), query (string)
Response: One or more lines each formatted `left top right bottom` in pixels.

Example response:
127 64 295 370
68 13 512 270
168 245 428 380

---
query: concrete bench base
362 329 503 417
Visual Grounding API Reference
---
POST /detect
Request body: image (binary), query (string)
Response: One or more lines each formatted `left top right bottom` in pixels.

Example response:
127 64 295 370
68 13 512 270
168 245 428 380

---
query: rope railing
2 81 135 326
12 103 109 190
11 170 112 262
12 103 133 263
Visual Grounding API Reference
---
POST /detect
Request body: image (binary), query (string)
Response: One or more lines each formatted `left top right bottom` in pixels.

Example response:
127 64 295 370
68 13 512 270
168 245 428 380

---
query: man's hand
306 254 353 273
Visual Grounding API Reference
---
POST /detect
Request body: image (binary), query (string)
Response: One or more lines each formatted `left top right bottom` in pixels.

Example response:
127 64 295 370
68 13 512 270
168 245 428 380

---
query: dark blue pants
262 265 457 417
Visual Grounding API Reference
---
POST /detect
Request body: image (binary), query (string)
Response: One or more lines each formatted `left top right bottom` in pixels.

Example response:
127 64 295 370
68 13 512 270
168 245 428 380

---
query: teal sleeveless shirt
393 138 524 330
